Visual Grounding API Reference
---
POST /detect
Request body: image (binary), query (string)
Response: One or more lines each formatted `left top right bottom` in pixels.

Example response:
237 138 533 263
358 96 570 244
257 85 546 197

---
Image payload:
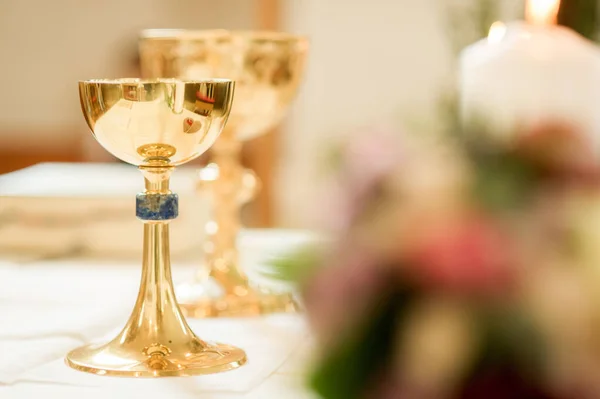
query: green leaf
310 289 412 399
262 244 327 283
471 153 537 211
466 305 547 382
558 0 598 41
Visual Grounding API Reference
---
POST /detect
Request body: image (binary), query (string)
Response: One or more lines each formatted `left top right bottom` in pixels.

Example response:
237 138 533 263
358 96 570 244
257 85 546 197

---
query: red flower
458 367 559 399
405 214 517 296
515 122 600 185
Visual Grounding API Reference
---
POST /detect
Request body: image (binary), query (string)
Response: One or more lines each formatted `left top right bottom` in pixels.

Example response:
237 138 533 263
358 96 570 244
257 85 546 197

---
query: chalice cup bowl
65 78 247 377
139 30 309 317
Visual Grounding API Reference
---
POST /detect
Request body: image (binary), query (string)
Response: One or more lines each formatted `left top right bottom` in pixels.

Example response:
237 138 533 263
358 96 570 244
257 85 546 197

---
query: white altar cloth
0 230 319 399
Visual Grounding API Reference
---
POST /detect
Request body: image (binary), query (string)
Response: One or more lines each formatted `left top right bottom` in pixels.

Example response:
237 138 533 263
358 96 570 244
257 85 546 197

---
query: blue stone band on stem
136 193 179 221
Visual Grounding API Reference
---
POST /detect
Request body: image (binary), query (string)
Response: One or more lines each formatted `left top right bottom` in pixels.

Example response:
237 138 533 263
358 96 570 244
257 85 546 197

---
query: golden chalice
139 30 309 317
66 78 247 377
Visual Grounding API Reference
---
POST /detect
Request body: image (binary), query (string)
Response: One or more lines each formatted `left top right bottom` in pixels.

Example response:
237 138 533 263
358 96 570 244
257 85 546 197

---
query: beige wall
0 0 255 154
276 0 525 228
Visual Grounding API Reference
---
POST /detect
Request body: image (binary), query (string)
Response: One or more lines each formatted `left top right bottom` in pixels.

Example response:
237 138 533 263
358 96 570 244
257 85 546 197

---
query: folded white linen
0 231 315 391
0 337 82 385
0 262 136 384
0 261 140 306
19 315 308 394
2 375 318 399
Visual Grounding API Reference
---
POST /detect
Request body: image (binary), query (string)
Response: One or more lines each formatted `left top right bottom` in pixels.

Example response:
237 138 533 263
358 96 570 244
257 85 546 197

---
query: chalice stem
118 167 203 347
204 128 250 293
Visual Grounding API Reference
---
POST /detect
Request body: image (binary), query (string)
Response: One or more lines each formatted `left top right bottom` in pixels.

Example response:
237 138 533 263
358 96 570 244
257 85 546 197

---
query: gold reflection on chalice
139 30 309 317
66 79 247 377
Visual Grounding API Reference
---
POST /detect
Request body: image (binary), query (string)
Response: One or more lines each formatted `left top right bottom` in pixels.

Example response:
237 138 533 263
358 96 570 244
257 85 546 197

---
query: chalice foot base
178 281 299 318
65 340 247 377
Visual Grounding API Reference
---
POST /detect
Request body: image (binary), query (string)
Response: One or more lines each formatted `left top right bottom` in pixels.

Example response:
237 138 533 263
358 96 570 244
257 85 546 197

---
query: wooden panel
242 0 281 228
257 0 281 30
0 151 82 175
0 133 84 175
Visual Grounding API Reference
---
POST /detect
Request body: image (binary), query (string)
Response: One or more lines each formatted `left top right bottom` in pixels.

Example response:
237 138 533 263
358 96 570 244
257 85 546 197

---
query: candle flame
526 0 561 26
488 21 507 44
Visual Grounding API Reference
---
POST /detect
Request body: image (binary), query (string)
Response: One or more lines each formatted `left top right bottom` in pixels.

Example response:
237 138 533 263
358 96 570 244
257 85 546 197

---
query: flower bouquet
272 122 600 399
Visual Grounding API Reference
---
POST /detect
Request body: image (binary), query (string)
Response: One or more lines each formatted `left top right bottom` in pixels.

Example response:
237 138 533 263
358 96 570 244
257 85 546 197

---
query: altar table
0 230 319 399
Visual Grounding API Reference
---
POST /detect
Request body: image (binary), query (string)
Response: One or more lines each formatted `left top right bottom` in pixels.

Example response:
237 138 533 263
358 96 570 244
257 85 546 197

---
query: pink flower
405 214 517 297
303 242 391 344
340 126 402 200
318 126 403 231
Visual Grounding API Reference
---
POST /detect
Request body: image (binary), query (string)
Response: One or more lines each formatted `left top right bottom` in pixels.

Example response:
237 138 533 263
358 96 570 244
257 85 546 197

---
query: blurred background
0 0 568 229
4 1 600 397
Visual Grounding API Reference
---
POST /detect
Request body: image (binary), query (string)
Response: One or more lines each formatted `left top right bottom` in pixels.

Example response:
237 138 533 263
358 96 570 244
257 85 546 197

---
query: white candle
459 0 600 142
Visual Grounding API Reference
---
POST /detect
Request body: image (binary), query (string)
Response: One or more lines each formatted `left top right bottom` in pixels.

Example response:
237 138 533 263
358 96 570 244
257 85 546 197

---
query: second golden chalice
139 30 309 317
66 78 246 377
